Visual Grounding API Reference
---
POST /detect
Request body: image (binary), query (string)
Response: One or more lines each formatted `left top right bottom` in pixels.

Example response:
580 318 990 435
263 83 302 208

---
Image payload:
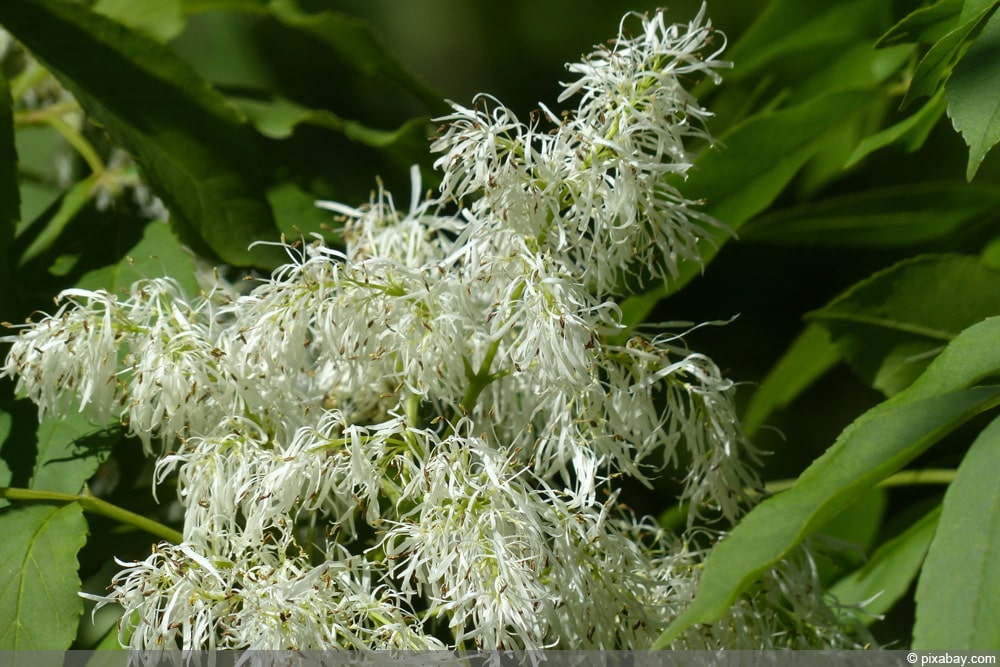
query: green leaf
743 324 841 439
725 0 889 83
0 71 15 235
694 89 873 231
902 0 1000 107
232 95 430 162
876 0 963 48
830 504 941 625
813 487 888 586
946 6 1000 180
846 91 947 166
0 503 88 649
16 177 94 269
787 43 912 108
742 183 1000 247
0 409 12 511
93 0 184 42
655 384 1000 648
92 623 126 650
913 414 1000 649
266 0 443 112
31 412 118 495
0 70 18 321
0 0 284 268
809 255 1000 396
664 89 872 295
653 314 1000 647
75 220 200 296
267 181 336 242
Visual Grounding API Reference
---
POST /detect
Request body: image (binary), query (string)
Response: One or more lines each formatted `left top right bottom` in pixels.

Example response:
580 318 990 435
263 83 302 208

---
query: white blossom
3 5 865 651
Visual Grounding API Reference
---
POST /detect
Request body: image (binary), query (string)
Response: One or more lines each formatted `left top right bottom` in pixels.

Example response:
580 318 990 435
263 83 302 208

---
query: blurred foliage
0 0 999 650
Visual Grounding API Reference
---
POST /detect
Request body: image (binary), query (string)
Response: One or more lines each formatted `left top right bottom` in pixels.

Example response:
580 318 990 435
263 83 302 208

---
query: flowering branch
0 5 869 651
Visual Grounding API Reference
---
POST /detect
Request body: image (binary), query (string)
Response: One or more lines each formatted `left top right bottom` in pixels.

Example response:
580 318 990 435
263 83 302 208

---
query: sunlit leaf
0 503 88 649
946 6 1000 180
31 412 118 495
913 415 1000 649
902 0 999 107
876 0 963 48
653 314 1000 647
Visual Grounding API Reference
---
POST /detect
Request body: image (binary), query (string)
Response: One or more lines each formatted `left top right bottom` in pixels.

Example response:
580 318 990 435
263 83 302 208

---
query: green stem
10 60 49 100
14 105 105 177
46 114 106 176
1 486 183 544
459 336 504 415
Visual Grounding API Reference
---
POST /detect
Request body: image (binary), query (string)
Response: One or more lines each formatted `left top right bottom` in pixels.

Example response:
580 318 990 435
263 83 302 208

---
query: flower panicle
0 4 863 652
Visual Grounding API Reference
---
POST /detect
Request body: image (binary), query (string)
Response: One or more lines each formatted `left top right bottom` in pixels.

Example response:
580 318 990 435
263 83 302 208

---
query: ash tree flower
3 5 868 651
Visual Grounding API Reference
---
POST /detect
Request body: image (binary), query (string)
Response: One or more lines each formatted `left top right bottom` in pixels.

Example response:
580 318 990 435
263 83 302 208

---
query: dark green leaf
743 324 841 439
184 0 267 13
846 91 947 166
692 89 872 227
742 183 1000 247
267 0 443 112
787 43 912 108
16 177 93 269
913 415 1000 649
902 0 1000 107
946 6 1000 180
809 255 1000 395
0 69 17 240
664 89 872 296
653 314 1000 647
232 95 430 163
725 0 890 83
0 70 18 321
74 220 200 296
830 505 940 625
876 0 963 48
93 0 184 42
0 503 88 649
0 0 284 268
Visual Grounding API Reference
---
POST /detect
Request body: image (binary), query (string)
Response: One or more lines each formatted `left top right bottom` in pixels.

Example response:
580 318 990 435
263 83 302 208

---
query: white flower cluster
2 7 862 650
